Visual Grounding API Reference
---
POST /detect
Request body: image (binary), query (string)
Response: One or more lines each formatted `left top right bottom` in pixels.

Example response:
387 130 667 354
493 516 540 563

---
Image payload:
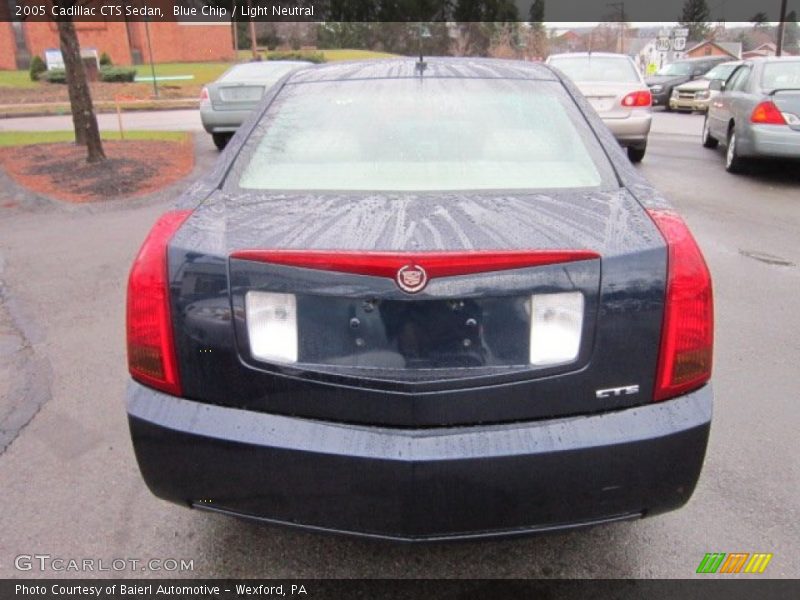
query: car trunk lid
770 90 800 130
166 188 668 426
576 82 644 118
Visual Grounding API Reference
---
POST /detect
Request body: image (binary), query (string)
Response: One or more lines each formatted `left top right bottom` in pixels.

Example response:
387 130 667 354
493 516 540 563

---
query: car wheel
702 116 718 149
725 128 746 174
627 145 646 163
212 133 232 151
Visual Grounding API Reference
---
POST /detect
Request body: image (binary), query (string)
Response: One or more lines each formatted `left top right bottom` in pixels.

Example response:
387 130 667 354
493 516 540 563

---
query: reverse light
245 292 298 364
529 292 584 366
622 90 652 107
126 210 191 395
750 101 786 125
647 209 713 402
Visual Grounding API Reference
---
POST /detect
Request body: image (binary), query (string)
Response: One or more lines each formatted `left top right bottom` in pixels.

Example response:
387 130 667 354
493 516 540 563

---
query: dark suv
646 56 730 110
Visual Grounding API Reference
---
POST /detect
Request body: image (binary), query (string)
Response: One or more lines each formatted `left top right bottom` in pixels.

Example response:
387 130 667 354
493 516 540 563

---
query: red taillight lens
647 209 713 402
750 101 786 125
200 87 209 101
126 210 191 396
621 90 652 107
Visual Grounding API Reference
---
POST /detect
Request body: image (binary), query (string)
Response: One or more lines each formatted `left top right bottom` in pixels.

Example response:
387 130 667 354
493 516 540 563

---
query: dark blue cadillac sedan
125 58 713 541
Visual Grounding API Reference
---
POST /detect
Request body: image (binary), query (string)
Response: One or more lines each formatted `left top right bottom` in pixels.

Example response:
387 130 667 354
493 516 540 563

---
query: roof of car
287 57 559 84
547 52 632 59
746 56 800 62
674 56 729 63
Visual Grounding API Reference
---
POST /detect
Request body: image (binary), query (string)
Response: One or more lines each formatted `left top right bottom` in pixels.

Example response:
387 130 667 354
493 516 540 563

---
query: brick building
0 20 235 70
684 40 742 60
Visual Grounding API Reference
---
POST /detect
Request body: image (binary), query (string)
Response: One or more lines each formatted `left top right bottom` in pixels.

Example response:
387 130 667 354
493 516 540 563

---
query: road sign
673 28 689 38
673 37 687 51
656 37 671 51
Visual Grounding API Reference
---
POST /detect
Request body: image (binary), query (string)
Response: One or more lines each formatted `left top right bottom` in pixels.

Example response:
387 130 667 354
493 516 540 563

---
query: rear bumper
603 114 652 147
127 381 712 541
745 126 800 159
199 105 250 134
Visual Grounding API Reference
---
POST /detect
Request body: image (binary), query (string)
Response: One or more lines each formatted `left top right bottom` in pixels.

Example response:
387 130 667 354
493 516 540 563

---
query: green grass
0 130 188 147
0 71 39 89
0 49 397 90
321 49 398 61
134 62 230 86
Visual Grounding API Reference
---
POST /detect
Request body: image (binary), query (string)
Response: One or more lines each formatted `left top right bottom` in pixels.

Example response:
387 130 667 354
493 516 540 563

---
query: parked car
702 57 800 173
547 52 652 162
127 58 714 541
200 60 311 149
646 56 730 110
670 61 742 112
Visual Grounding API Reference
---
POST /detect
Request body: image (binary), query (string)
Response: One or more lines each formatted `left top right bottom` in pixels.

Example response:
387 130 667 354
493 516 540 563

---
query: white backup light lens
529 292 584 366
245 291 298 364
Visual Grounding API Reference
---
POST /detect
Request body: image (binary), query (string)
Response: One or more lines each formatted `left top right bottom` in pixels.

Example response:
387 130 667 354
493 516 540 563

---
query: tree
528 0 548 58
783 11 799 53
53 2 105 163
529 0 545 32
750 12 769 29
679 0 711 41
451 0 519 56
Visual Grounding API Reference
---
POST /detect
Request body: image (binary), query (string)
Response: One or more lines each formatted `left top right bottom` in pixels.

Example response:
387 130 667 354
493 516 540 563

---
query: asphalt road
0 111 798 579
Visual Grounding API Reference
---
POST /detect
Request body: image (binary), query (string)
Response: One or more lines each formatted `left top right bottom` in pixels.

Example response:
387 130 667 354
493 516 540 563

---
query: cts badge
396 264 428 293
596 384 640 399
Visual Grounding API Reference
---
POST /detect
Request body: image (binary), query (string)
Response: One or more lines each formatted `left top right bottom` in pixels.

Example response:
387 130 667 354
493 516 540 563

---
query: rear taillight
647 209 713 402
621 90 652 108
126 210 191 395
200 87 209 101
750 101 786 125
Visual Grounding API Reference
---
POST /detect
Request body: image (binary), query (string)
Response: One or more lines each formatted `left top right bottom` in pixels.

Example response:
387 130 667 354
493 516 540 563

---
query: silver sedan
200 60 312 149
546 52 652 162
703 57 800 173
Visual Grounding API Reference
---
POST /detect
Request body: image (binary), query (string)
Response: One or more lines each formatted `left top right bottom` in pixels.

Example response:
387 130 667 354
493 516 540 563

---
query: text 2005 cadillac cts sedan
126 59 714 541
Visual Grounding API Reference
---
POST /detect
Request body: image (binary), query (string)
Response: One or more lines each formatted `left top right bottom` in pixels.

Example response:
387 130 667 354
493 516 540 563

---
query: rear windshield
704 63 738 81
761 61 800 91
230 78 617 192
219 61 307 83
656 62 692 76
548 56 640 83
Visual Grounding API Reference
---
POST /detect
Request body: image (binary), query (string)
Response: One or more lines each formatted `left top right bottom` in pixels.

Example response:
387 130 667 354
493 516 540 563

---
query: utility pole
144 17 158 98
247 0 258 59
777 0 788 56
607 2 626 54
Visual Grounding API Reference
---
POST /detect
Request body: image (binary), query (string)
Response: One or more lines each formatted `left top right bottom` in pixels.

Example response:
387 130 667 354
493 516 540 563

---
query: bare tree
247 0 258 59
54 3 105 163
